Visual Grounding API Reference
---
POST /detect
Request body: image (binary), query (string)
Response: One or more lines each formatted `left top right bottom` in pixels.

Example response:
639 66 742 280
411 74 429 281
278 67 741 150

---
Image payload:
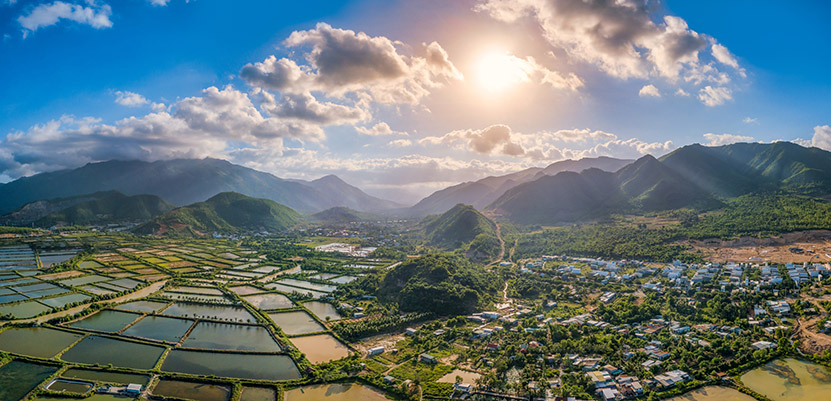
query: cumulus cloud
639 84 661 98
698 85 732 106
675 88 689 97
798 125 831 150
475 0 743 105
388 139 412 148
0 86 326 178
703 133 754 146
240 23 462 104
355 122 408 136
257 90 368 125
114 91 149 107
420 124 672 161
18 1 112 38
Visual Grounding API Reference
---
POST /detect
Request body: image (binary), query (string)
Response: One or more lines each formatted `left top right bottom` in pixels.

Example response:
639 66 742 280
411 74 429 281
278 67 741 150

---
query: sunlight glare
475 51 532 93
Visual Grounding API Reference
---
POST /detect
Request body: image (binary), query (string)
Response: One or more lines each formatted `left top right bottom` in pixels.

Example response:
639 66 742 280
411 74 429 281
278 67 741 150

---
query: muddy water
283 383 388 401
741 358 831 401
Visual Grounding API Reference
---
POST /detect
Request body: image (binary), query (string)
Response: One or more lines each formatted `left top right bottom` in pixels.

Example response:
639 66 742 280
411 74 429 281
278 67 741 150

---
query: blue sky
1 0 830 202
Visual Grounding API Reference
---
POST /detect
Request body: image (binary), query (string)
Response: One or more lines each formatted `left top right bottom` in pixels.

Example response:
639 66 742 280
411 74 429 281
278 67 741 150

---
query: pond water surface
283 383 388 401
741 358 831 401
161 350 302 381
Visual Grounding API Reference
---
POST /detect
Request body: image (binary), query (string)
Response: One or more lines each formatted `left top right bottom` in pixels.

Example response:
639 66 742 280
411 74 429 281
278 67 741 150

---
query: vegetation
377 254 499 315
422 204 500 262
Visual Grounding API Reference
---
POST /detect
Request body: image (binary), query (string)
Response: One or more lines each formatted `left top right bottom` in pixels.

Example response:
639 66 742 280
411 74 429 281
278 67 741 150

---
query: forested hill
422 204 500 263
134 192 303 236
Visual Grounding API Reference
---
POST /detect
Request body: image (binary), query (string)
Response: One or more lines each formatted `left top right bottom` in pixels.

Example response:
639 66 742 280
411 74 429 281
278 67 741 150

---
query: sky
1 0 830 203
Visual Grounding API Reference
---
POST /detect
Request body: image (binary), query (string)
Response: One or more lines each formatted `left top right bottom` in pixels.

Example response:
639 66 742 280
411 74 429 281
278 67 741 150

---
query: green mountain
135 192 303 236
489 142 831 225
0 158 399 215
421 204 500 262
0 191 173 227
407 156 633 216
377 254 499 315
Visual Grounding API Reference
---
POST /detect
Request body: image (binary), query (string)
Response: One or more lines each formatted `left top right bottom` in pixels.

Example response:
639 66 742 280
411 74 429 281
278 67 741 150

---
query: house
405 328 417 336
368 346 385 356
453 383 472 393
419 353 437 364
751 341 777 350
383 375 396 384
124 384 142 395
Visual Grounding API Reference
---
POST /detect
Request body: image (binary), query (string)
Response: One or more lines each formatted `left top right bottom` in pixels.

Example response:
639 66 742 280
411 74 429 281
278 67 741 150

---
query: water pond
303 301 342 322
39 293 90 308
161 350 302 381
268 311 325 335
68 310 141 332
666 386 756 401
283 383 388 401
290 334 350 364
244 293 294 310
61 335 165 369
277 279 337 293
240 386 276 401
265 282 328 298
45 379 93 394
229 285 265 295
741 358 831 401
62 368 150 386
182 322 281 352
0 327 83 358
162 302 254 322
122 315 194 342
0 360 58 401
152 379 230 401
0 301 51 318
115 299 169 313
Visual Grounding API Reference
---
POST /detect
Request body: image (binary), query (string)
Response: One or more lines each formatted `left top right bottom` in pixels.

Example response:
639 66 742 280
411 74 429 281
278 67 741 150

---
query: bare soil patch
688 230 831 263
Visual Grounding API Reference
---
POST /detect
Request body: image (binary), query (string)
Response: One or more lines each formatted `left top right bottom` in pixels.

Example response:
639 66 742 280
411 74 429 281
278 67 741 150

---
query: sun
475 51 532 93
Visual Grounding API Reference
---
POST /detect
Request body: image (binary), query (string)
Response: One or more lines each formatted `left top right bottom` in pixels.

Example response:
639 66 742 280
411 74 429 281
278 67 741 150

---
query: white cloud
675 88 690 97
0 86 326 178
698 85 732 106
240 23 462 105
355 122 408 136
114 91 149 107
799 125 831 150
18 1 112 38
743 116 758 124
148 0 170 5
420 124 672 161
258 90 368 125
475 0 744 98
388 139 412 148
711 43 739 69
703 133 754 146
639 84 661 98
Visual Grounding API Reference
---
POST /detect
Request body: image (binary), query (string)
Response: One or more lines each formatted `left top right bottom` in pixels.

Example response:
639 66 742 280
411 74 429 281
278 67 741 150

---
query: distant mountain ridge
488 142 831 225
0 158 399 215
0 191 173 227
135 192 303 236
407 156 633 216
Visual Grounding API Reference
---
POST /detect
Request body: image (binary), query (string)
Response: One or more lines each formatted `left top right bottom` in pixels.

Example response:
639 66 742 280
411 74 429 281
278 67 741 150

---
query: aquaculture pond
62 368 150 386
667 386 756 401
0 327 83 358
39 293 90 308
161 350 302 381
741 358 831 401
115 299 169 313
268 311 325 335
303 301 342 322
68 310 141 332
0 301 51 318
276 279 337 293
162 302 255 322
265 283 328 298
229 285 265 295
243 293 294 310
290 334 350 364
182 322 281 352
239 386 277 401
45 379 93 394
283 383 388 401
0 361 58 401
61 335 165 369
122 315 194 342
152 379 230 401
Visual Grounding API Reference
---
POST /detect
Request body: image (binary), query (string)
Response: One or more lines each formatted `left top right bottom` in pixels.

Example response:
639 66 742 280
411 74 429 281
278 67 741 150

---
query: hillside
377 254 499 315
0 191 173 227
407 156 633 216
309 207 378 224
135 192 303 236
0 158 398 215
422 204 500 262
490 142 831 226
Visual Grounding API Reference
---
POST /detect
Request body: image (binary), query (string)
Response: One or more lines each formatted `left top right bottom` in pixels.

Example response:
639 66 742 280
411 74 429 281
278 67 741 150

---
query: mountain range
0 191 173 227
406 156 633 216
0 158 398 215
488 141 831 225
